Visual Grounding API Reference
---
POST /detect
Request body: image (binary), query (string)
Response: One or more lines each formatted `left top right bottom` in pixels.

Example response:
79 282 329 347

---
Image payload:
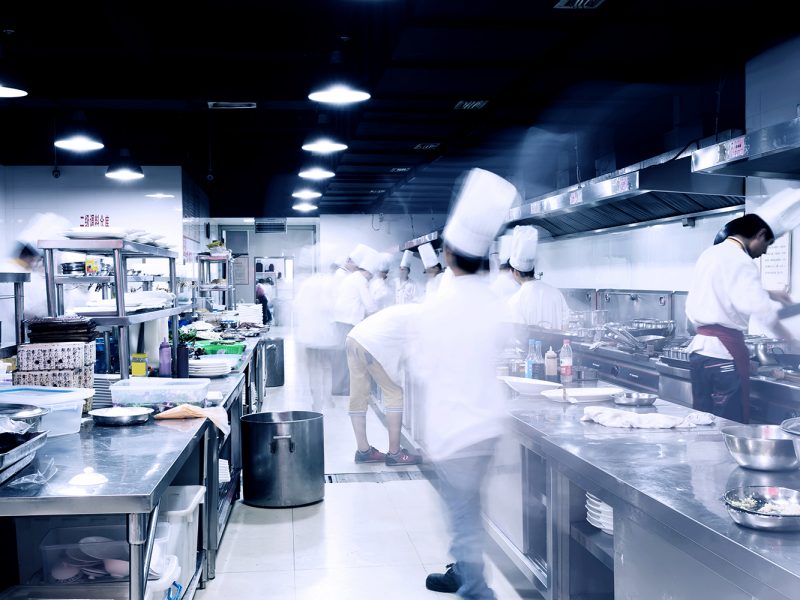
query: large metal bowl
721 425 799 471
724 486 800 531
613 392 658 406
0 403 51 432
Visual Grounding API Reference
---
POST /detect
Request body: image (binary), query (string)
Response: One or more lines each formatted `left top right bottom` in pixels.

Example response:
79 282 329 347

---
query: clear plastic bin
158 485 205 595
109 378 210 414
0 386 90 436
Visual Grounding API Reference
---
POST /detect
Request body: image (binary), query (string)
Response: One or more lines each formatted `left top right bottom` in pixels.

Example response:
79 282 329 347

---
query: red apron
695 324 751 422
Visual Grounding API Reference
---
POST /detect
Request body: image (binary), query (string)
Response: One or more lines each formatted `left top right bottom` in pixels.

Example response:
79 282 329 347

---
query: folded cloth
581 406 715 429
154 404 231 436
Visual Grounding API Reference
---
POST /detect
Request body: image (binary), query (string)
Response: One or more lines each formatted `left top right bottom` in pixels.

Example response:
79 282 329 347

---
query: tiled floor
196 328 525 599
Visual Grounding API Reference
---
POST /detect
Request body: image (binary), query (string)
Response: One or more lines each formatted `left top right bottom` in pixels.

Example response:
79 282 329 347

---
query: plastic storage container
109 378 210 414
0 386 92 436
158 485 205 595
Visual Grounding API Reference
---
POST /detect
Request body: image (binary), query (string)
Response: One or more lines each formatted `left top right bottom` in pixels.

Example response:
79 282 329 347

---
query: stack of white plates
188 356 232 377
586 492 614 535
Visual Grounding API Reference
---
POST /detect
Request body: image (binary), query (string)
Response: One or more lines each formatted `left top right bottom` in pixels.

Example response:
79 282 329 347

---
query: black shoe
425 562 461 593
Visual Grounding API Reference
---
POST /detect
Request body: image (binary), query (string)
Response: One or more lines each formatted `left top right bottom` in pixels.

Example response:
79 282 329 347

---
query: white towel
581 406 715 429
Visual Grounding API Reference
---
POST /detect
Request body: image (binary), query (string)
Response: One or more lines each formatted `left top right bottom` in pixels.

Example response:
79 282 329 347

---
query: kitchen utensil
723 486 800 531
0 430 48 470
632 335 668 352
722 425 799 470
89 407 153 426
498 376 561 396
541 387 623 403
0 403 50 431
613 392 658 406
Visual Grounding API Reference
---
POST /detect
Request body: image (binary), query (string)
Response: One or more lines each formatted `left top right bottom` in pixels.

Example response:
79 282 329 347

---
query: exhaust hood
691 117 800 180
508 152 745 238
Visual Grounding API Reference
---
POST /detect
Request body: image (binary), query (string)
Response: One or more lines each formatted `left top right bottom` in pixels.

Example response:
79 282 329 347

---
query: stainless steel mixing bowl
613 392 658 406
721 425 800 471
724 486 800 531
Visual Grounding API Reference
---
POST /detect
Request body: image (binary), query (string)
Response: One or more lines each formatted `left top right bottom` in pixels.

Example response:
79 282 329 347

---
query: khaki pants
346 337 403 414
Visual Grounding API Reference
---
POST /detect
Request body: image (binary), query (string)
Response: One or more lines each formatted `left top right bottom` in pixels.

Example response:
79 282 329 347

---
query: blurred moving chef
507 225 570 330
369 252 394 311
410 168 518 599
489 233 518 301
395 250 418 304
419 242 444 300
686 188 800 423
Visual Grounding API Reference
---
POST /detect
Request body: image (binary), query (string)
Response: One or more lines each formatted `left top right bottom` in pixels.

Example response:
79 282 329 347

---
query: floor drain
326 470 428 484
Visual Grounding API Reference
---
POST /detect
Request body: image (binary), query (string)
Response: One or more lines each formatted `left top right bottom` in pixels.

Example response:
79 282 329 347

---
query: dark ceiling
0 1 795 217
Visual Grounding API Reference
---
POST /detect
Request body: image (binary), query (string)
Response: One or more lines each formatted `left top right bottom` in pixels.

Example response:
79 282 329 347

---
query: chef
489 233 518 300
395 250 418 304
410 168 518 599
369 252 393 310
419 242 444 300
686 188 800 423
506 225 570 330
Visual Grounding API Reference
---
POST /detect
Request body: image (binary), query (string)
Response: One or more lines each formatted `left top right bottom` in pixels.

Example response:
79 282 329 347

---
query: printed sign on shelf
79 214 111 227
759 232 791 291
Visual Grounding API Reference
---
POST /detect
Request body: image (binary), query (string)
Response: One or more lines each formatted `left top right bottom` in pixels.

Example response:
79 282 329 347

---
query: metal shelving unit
0 272 30 359
39 239 182 379
197 254 236 310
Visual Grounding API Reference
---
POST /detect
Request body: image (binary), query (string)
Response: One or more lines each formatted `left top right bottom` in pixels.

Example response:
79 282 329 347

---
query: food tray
723 486 800 531
0 453 35 487
0 431 48 470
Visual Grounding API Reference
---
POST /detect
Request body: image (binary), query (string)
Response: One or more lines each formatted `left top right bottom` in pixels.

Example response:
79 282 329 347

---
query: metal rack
0 272 30 359
38 239 184 379
197 254 236 310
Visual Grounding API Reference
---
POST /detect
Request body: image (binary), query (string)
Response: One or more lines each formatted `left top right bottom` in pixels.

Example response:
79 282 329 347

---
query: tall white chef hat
509 225 539 272
442 168 519 257
358 247 381 274
497 234 513 265
400 249 413 269
418 243 439 269
349 243 369 265
753 187 800 238
377 252 392 273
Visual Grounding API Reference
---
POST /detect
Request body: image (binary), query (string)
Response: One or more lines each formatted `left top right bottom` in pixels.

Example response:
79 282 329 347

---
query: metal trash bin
264 337 285 387
241 411 325 507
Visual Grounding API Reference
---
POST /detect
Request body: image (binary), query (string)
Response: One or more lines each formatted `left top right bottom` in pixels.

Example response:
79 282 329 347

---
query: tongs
603 323 645 351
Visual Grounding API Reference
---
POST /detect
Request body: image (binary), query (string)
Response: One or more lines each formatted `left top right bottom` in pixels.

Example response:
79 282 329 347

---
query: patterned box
17 342 96 371
13 368 83 388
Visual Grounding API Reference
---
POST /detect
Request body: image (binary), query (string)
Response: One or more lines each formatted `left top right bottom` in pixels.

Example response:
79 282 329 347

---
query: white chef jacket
334 271 377 326
489 270 520 301
424 271 443 301
348 303 422 385
395 278 418 305
686 239 781 360
369 276 393 311
410 274 510 461
293 273 339 348
508 280 570 330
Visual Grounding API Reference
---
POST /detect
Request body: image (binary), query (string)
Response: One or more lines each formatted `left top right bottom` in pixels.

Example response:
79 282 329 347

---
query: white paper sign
760 232 791 291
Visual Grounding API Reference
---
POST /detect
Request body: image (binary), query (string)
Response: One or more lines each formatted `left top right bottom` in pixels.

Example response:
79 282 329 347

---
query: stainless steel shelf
55 275 156 285
198 254 232 261
401 230 441 251
199 285 234 291
0 272 31 284
85 305 190 326
570 520 614 570
38 238 177 259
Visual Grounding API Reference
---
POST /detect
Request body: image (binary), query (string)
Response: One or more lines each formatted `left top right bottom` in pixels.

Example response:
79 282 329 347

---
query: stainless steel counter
506 395 800 599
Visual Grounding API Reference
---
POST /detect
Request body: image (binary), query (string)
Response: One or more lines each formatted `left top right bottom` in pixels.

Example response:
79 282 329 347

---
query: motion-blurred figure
395 250 418 304
369 252 393 310
489 233 518 301
419 242 444 300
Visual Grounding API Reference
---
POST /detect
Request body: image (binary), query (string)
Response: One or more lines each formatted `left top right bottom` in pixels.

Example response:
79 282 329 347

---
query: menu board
760 232 791 291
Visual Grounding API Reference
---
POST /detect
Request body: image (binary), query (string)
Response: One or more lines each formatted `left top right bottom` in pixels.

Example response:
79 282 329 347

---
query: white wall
534 213 737 291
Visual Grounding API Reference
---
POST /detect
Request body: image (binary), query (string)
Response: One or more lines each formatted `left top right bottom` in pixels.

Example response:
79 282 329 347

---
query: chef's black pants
689 354 743 423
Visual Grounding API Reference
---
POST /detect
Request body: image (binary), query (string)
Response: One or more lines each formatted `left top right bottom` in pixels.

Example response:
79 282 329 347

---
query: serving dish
541 386 623 403
722 425 799 471
498 376 561 396
613 391 658 406
89 407 153 426
723 486 800 531
0 403 50 431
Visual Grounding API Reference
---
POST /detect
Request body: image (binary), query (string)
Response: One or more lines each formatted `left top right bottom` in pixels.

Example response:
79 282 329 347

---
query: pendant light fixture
298 167 335 180
308 42 370 106
54 111 104 152
308 83 370 105
105 149 145 181
292 201 319 212
0 33 27 98
301 138 348 154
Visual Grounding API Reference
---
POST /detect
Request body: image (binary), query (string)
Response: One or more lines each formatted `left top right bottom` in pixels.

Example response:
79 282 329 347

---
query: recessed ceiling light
369 189 386 194
54 134 104 152
292 189 322 200
292 202 318 212
308 84 370 105
145 193 175 199
299 167 335 180
302 138 348 154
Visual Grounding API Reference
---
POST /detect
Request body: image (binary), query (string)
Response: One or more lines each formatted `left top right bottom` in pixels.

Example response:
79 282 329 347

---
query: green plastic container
194 340 246 355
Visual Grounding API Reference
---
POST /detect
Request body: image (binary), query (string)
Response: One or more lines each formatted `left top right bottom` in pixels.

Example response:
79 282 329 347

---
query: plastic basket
158 486 205 595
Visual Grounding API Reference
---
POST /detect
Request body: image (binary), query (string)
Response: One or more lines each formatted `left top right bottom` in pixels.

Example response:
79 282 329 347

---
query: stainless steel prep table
501 395 800 599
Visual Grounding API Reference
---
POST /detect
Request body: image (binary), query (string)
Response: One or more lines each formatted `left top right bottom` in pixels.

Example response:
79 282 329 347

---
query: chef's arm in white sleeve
728 262 782 326
360 279 378 315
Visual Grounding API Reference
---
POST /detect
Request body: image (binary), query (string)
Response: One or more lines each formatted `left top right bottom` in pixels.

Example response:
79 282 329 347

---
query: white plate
79 537 128 560
64 229 127 240
90 407 154 417
586 499 613 515
541 387 624 403
587 506 613 523
587 514 614 535
498 376 561 396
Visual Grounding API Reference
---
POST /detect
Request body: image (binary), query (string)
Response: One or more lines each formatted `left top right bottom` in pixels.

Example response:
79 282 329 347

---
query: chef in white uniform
395 250 418 304
419 242 444 300
369 252 393 310
489 233 519 301
507 225 570 330
686 188 800 423
410 168 518 599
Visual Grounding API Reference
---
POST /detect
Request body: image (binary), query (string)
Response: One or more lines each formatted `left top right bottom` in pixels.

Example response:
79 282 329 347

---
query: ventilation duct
255 218 287 234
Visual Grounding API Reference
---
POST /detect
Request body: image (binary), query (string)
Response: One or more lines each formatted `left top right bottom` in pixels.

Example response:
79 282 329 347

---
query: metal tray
0 430 48 470
723 486 800 531
0 453 35 487
89 407 153 426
